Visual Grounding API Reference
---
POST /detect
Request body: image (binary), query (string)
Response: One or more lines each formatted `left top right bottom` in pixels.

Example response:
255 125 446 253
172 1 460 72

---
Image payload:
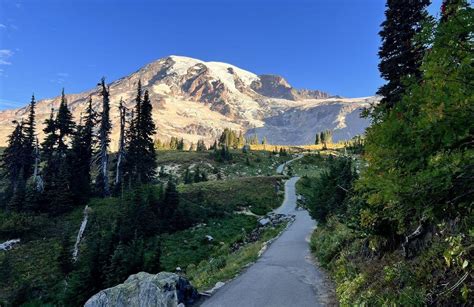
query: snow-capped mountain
0 55 376 149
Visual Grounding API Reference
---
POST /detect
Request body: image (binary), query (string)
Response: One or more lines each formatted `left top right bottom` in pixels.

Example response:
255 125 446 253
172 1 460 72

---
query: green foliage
219 128 244 149
373 0 430 119
1 122 30 210
196 139 207 151
307 156 357 223
213 144 233 162
179 176 282 216
125 81 157 185
160 215 256 272
96 78 112 196
70 97 95 205
355 3 473 239
315 130 333 146
185 221 286 290
302 4 474 305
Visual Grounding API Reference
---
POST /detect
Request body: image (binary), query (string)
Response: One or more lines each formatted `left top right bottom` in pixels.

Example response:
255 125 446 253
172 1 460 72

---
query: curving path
201 158 335 307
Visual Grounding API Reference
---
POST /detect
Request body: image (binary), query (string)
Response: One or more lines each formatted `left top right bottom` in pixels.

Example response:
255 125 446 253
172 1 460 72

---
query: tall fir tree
138 90 157 182
373 0 430 120
96 78 111 197
125 81 157 185
71 97 95 204
2 122 26 210
41 91 75 215
56 89 75 154
22 95 36 180
125 81 142 185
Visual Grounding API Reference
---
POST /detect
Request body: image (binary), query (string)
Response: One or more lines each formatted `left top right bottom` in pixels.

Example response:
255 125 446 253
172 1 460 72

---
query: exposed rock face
251 74 329 100
248 97 376 144
84 272 199 307
0 55 377 149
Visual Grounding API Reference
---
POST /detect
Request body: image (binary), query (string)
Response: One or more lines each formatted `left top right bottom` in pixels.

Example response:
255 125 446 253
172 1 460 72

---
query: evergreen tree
248 133 259 145
196 139 207 151
209 140 218 150
137 90 157 182
22 95 36 180
194 166 202 183
125 82 157 185
96 78 111 196
48 158 74 215
41 91 75 215
315 133 320 145
56 89 75 154
319 131 325 144
58 233 73 276
354 1 473 244
374 0 430 119
2 122 26 209
71 97 95 204
237 131 245 148
177 138 184 151
161 179 179 227
41 108 58 188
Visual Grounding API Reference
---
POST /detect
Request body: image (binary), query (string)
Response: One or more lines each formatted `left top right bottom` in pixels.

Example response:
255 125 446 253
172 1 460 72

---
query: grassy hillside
0 149 288 305
156 148 291 181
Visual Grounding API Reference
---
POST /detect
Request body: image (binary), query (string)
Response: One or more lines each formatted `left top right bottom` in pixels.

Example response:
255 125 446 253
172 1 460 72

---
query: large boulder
85 272 199 307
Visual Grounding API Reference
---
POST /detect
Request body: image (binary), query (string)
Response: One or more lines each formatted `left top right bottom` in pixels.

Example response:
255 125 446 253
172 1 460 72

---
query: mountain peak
0 55 375 149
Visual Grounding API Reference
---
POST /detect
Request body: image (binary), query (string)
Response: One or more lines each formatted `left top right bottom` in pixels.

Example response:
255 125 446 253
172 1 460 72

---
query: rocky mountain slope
0 55 376 149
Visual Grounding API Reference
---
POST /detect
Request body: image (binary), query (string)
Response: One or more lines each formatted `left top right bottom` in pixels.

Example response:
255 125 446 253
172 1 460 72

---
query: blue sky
0 0 443 110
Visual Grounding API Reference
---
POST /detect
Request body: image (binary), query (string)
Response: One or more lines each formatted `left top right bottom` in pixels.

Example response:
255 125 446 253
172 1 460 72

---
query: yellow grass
249 142 345 152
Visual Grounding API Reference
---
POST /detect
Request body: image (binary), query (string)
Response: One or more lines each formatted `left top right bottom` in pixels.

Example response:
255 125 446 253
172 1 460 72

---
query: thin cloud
57 72 69 77
0 24 6 29
0 49 13 65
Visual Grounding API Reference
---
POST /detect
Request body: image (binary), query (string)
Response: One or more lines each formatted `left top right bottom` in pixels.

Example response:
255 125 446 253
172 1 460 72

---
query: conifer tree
41 91 75 214
315 133 320 145
161 179 179 226
177 138 184 151
194 166 202 183
71 97 95 204
22 95 36 180
237 131 245 148
56 89 75 154
41 108 58 181
196 139 207 151
374 0 430 119
2 122 26 210
96 78 111 196
125 81 157 185
319 131 325 144
115 98 127 188
138 90 157 182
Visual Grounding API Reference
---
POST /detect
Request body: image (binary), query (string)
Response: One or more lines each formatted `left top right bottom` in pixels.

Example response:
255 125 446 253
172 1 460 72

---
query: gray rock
259 218 270 226
85 272 199 307
0 238 20 251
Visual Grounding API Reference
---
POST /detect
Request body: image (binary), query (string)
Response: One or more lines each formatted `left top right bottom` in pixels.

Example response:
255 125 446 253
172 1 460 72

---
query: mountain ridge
0 55 376 149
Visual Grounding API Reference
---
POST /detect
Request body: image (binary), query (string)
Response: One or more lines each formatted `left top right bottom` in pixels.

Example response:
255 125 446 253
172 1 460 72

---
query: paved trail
201 157 335 307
